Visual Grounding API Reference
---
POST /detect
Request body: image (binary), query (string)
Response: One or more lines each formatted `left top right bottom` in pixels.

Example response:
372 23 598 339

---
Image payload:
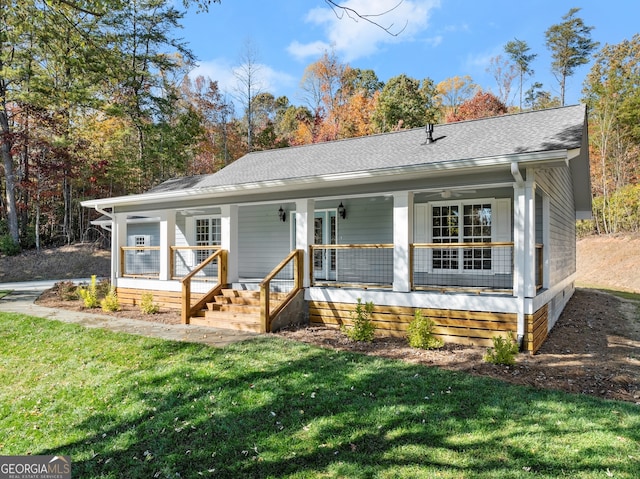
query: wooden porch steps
188 288 287 332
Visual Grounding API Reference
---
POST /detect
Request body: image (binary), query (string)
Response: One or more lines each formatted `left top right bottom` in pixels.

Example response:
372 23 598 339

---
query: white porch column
221 204 239 283
159 210 176 281
112 213 127 285
393 191 413 292
295 199 315 288
524 178 537 298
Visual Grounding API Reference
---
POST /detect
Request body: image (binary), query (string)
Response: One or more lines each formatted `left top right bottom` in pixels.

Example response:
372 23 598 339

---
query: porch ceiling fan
427 189 476 199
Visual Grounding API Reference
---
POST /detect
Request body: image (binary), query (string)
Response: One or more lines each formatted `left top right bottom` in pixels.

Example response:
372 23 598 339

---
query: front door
313 210 337 280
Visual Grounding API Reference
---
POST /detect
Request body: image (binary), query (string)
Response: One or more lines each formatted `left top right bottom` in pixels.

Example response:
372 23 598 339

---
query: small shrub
140 292 160 314
55 281 78 301
77 275 99 308
407 309 444 350
483 334 520 366
96 278 111 299
0 235 21 256
342 298 375 342
101 287 120 312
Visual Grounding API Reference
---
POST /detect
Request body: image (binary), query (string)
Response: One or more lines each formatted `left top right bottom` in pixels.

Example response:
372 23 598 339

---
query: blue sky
181 0 639 112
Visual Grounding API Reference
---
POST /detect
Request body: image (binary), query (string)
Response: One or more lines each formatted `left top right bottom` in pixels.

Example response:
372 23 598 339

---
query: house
82 104 591 353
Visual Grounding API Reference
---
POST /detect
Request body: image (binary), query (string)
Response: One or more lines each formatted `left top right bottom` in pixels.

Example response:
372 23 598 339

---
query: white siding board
535 166 576 287
238 204 291 277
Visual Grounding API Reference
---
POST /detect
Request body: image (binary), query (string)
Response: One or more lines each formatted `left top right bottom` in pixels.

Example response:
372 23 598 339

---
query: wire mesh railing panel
412 243 514 292
122 247 161 278
310 245 394 287
172 246 220 279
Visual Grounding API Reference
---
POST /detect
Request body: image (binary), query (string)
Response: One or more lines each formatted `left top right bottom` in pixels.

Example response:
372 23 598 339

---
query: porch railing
411 242 515 293
171 245 221 280
309 244 394 288
260 249 304 333
121 246 161 278
181 249 227 324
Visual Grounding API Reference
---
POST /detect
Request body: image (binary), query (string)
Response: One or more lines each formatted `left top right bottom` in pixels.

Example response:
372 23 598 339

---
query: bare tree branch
324 0 407 37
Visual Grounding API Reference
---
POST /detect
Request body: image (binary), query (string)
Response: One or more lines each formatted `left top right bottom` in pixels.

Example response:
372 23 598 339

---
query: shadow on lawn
41 336 640 479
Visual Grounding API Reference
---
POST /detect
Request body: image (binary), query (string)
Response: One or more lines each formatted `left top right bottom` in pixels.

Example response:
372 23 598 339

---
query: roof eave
81 149 569 210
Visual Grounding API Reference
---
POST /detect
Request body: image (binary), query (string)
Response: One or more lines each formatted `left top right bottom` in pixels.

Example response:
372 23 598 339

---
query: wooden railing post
182 279 191 324
260 281 269 334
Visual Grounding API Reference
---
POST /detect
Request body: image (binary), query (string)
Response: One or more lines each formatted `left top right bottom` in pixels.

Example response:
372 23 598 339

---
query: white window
195 217 221 262
427 200 508 273
133 235 150 255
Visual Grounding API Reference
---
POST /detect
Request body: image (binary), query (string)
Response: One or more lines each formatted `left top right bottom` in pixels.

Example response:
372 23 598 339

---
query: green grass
1 313 639 478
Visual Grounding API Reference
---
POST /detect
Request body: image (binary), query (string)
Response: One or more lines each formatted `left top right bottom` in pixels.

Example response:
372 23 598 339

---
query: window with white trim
133 235 150 255
195 217 221 262
431 202 493 271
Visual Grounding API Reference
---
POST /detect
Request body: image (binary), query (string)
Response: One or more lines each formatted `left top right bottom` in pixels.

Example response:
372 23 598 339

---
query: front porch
114 237 549 352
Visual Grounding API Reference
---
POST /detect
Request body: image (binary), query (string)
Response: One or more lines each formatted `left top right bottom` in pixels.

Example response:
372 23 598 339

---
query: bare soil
2 238 640 404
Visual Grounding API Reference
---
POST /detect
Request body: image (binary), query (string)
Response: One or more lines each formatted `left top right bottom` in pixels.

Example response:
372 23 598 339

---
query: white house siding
535 166 576 286
331 196 393 244
127 223 160 246
238 204 292 278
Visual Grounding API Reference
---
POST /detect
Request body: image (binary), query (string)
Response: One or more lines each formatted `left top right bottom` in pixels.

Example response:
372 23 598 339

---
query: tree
486 55 518 106
545 7 599 106
445 91 508 123
372 74 438 132
504 38 537 110
583 34 640 233
436 75 478 118
234 38 264 152
524 83 560 110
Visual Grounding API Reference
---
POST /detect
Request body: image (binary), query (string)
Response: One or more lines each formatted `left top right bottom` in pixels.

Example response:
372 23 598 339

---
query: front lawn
0 313 638 478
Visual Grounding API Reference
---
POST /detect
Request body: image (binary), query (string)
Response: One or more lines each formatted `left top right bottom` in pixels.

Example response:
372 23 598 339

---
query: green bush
342 298 376 342
0 235 21 256
55 281 78 301
483 334 520 366
100 287 120 312
78 275 100 308
140 292 160 314
407 309 444 350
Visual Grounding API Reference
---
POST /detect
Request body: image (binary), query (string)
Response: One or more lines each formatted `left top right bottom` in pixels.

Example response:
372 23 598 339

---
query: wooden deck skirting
116 287 203 311
525 304 549 354
309 301 517 348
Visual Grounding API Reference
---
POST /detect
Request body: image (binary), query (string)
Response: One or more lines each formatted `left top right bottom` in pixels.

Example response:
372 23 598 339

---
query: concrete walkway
0 280 258 347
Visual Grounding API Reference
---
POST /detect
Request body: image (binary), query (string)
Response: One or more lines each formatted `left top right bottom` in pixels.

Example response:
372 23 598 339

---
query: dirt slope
576 234 640 293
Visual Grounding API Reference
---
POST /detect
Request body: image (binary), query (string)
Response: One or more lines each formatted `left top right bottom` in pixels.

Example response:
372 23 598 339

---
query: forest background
1 1 638 253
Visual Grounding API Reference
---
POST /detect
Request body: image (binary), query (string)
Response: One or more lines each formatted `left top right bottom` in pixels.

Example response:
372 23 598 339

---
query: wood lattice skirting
525 304 549 354
116 287 203 311
309 301 518 348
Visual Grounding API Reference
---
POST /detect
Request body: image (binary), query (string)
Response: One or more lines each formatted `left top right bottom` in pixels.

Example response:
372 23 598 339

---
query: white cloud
289 0 441 62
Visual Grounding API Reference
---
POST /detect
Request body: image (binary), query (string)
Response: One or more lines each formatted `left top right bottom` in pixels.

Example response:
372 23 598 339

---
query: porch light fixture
278 206 286 222
338 202 346 219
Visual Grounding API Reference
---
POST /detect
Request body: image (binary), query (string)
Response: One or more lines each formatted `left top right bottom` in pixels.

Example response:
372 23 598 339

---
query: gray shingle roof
149 105 585 194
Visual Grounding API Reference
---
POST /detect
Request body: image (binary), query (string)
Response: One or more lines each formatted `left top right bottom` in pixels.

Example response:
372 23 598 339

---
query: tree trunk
0 108 20 244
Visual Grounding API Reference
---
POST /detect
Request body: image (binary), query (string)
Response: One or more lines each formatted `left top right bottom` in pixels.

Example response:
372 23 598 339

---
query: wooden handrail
311 243 393 249
180 249 227 324
171 245 221 279
260 249 304 333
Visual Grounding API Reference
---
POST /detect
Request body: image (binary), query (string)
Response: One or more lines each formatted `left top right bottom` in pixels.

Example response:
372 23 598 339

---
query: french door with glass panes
313 210 337 280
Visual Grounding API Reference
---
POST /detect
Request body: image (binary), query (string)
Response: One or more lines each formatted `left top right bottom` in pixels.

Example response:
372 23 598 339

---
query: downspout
511 161 524 186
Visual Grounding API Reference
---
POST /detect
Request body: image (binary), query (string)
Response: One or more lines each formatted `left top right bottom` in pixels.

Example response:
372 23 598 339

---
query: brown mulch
35 285 640 404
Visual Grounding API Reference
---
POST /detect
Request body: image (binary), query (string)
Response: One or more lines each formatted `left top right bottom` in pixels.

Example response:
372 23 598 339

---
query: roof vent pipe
425 123 434 144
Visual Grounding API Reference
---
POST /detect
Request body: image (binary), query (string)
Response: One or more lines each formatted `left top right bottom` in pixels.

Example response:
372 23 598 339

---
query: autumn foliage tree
445 91 508 123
